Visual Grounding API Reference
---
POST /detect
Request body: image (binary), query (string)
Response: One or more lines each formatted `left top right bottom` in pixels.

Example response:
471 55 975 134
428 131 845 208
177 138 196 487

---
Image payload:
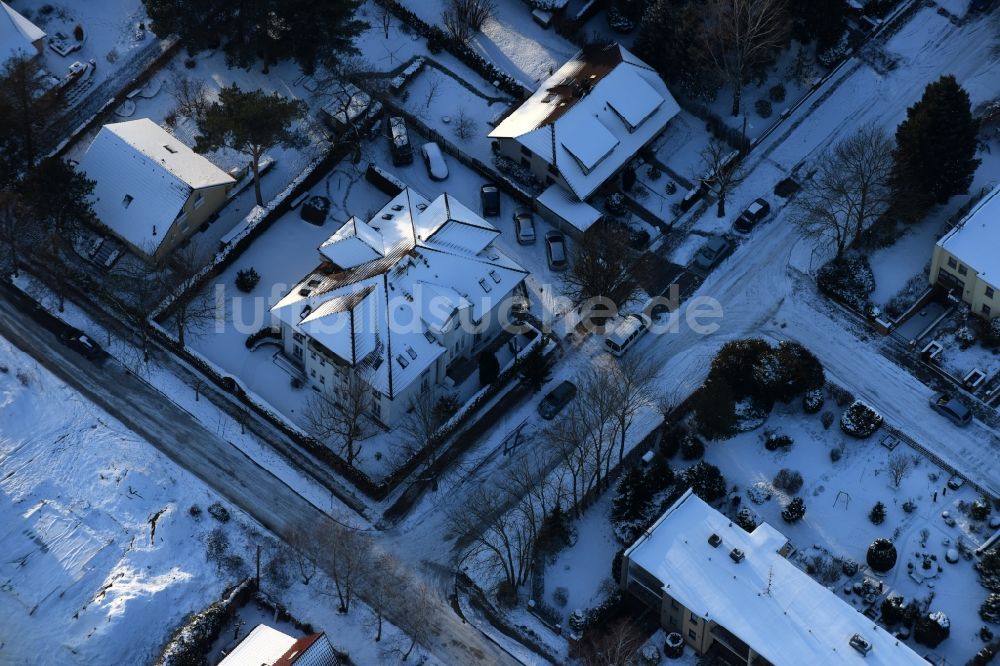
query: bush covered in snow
747 481 772 505
840 400 883 438
710 339 825 405
682 462 727 502
817 255 875 312
881 595 905 626
866 537 897 572
734 398 769 432
680 433 705 460
781 497 806 523
735 507 758 532
869 501 887 525
977 549 1000 592
605 192 627 215
971 496 992 521
980 593 1000 623
773 468 804 494
611 457 675 543
235 267 260 293
914 611 950 648
764 431 793 451
956 325 978 349
207 501 231 522
803 388 824 414
156 578 255 666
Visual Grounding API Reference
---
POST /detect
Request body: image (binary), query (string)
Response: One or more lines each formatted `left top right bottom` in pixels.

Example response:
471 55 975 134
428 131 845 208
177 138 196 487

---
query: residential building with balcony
931 185 1000 319
621 489 927 665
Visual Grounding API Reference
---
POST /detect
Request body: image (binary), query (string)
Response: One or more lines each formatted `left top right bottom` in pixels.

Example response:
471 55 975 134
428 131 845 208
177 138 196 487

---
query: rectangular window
689 615 697 625
987 286 995 299
688 630 697 641
310 369 316 377
947 257 957 269
194 192 205 209
520 145 531 156
520 157 530 169
670 599 678 609
983 304 992 316
958 264 968 276
293 345 303 359
668 615 676 627
319 375 325 384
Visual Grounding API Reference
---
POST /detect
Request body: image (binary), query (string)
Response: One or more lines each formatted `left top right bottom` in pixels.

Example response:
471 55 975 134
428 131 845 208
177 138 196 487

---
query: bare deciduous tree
303 366 376 466
321 523 372 614
161 244 214 347
361 550 399 641
382 574 438 661
606 355 658 465
170 74 211 123
793 124 893 257
698 0 790 116
286 529 318 586
453 107 476 141
377 2 392 39
562 225 638 311
106 257 170 364
579 617 645 666
442 0 495 43
701 138 746 217
887 452 915 488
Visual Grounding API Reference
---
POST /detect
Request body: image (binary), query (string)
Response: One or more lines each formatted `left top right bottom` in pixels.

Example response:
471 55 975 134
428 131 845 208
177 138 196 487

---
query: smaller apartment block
931 185 1000 319
621 489 927 665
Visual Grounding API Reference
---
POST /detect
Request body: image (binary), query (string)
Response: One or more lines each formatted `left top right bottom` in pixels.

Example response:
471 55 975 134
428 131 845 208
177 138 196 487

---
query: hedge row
155 578 256 666
373 0 528 99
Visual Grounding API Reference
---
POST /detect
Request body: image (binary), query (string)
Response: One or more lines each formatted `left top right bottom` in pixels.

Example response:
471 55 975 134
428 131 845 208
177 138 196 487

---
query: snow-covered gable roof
0 2 44 66
938 184 1000 286
77 119 235 255
489 43 679 199
273 188 527 398
536 183 602 233
625 490 928 666
219 624 296 666
319 216 386 269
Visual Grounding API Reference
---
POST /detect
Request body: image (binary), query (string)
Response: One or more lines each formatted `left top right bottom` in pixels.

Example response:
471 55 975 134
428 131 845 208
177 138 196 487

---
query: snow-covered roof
937 184 1000 286
0 2 44 66
490 43 679 200
536 182 602 233
272 188 528 398
219 624 296 666
77 119 235 256
625 490 928 666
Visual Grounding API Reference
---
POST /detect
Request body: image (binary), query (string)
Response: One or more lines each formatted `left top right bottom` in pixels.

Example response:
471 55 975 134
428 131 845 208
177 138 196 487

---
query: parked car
480 184 500 217
545 231 567 271
929 392 972 426
513 207 536 245
387 116 413 166
605 313 651 356
538 380 578 420
59 327 105 361
421 142 449 180
299 195 330 225
692 235 731 271
733 198 771 233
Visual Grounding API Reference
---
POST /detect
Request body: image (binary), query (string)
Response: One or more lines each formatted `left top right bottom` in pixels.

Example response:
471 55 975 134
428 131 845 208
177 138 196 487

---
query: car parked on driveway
692 235 731 272
59 327 105 361
538 380 577 420
929 392 972 426
513 207 536 244
387 116 413 166
480 184 500 217
545 231 567 271
734 198 770 233
420 142 448 180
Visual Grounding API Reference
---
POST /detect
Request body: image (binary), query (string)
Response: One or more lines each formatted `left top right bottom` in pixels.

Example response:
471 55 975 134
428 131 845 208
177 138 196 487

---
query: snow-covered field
0 336 253 664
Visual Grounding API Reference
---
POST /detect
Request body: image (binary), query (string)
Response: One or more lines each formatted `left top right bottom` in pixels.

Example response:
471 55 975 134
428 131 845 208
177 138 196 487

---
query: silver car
513 207 536 245
420 142 448 180
692 235 731 271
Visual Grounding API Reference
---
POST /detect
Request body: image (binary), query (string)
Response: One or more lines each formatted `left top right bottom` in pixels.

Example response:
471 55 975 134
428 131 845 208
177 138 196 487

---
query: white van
605 313 651 356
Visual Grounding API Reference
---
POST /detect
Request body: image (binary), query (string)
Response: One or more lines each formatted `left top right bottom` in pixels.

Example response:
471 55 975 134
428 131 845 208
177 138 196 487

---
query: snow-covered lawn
395 0 578 86
702 400 994 666
0 337 258 664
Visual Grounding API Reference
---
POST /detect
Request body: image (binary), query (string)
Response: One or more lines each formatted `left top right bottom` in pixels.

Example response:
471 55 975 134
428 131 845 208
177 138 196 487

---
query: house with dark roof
271 187 528 426
218 624 342 666
489 43 679 236
76 118 236 263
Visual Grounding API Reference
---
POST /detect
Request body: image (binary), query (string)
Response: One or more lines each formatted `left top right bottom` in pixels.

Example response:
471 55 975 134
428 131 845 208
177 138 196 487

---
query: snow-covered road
0 292 524 666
